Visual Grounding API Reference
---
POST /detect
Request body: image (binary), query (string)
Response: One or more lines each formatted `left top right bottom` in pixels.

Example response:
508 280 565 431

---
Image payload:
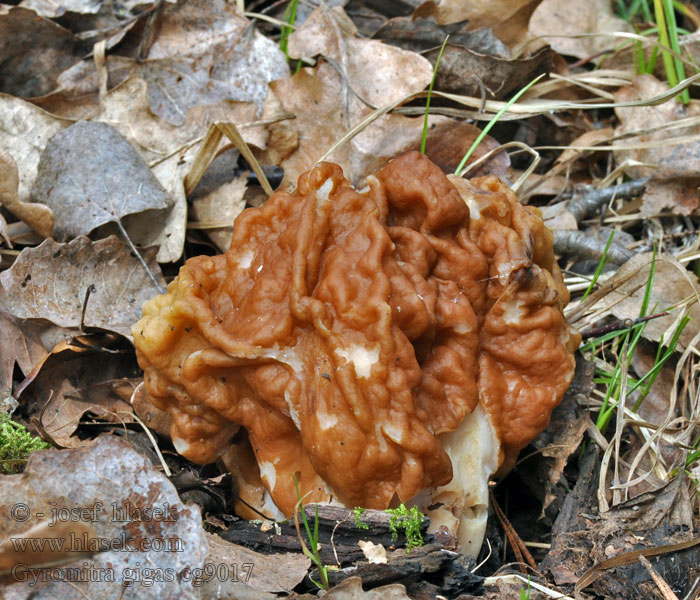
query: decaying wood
319 543 483 596
220 506 485 596
219 505 430 566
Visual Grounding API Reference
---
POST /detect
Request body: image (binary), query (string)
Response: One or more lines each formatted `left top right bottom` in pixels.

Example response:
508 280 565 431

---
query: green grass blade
653 0 683 101
421 36 449 155
638 248 657 318
662 0 690 102
631 315 690 410
280 0 299 60
454 74 545 176
645 44 660 73
618 0 630 20
581 230 616 302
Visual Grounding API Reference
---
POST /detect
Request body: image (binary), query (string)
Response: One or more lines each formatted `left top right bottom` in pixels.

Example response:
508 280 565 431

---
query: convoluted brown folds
133 151 580 555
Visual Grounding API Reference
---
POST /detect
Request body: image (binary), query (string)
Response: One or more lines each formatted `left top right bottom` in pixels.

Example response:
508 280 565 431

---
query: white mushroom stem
421 404 500 558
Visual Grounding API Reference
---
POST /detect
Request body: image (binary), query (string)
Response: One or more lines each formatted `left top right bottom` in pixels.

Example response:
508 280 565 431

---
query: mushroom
132 151 580 556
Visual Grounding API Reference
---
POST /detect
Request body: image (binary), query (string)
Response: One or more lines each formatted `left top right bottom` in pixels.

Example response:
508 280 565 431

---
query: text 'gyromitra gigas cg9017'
132 151 580 557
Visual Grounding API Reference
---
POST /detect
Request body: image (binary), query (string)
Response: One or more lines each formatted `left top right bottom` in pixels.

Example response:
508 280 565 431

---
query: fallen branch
554 230 632 265
567 177 649 223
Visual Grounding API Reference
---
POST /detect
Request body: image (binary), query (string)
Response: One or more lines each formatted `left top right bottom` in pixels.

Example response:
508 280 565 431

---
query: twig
574 537 700 599
115 219 165 294
554 229 632 265
568 177 649 223
121 411 171 477
79 285 97 333
580 311 671 339
638 555 680 600
490 491 537 573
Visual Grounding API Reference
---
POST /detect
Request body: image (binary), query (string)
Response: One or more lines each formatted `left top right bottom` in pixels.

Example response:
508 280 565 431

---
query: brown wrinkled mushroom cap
133 151 579 527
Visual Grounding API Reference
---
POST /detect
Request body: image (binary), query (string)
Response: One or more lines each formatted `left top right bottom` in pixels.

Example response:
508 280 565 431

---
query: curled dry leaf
0 435 208 598
374 15 509 56
0 236 164 339
269 6 433 187
0 150 53 239
415 0 537 30
528 0 631 59
0 519 99 584
0 311 48 401
427 43 554 99
374 8 553 98
31 120 173 243
614 75 700 215
16 336 137 448
31 55 136 120
414 0 542 47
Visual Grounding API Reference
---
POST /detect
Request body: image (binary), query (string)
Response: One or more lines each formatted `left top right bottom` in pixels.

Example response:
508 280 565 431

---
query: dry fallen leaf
139 0 288 126
16 336 136 447
203 532 310 594
0 311 48 401
31 55 136 120
614 75 700 215
0 519 99 583
408 120 510 177
0 435 208 598
294 576 413 600
374 15 509 56
268 5 433 187
0 94 70 206
31 120 173 243
572 252 700 350
529 0 631 59
190 173 248 253
0 235 164 338
415 0 538 30
427 43 554 99
0 6 86 97
94 76 263 262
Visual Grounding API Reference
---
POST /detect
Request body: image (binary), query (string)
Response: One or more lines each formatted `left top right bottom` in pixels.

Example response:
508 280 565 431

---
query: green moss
353 506 369 530
385 504 425 552
0 413 50 473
